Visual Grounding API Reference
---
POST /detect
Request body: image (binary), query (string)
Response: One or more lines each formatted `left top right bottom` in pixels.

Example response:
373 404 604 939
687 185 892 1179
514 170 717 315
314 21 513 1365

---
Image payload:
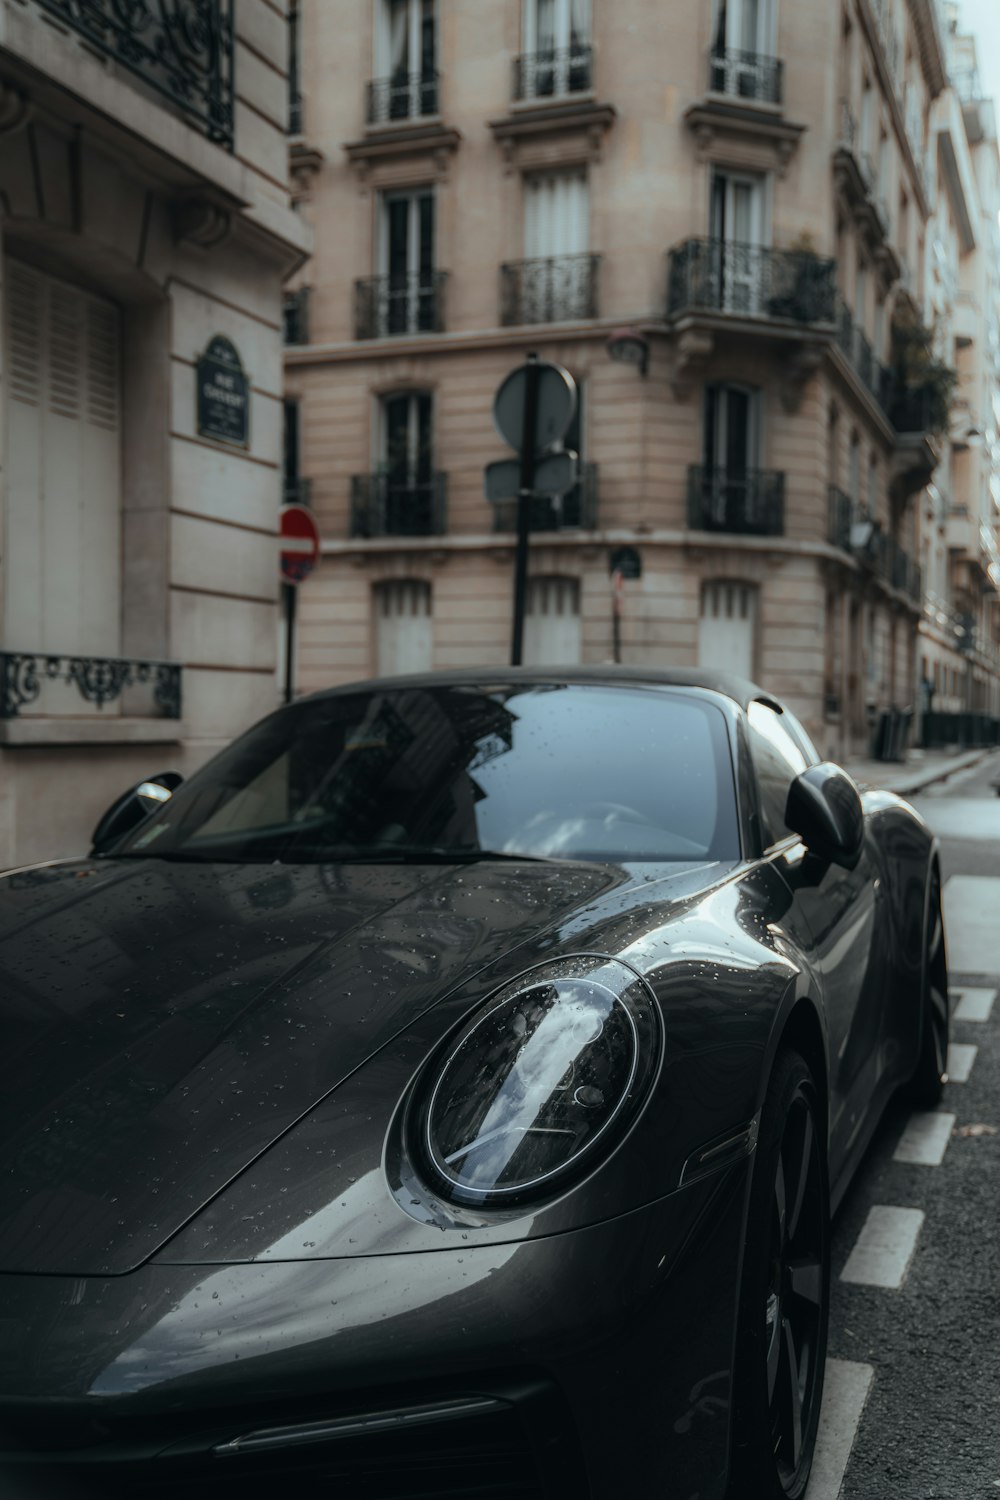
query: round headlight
416 956 661 1206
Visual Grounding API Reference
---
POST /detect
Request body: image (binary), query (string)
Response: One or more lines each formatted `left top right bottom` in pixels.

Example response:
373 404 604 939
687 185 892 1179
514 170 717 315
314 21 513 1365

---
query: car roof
300 665 776 715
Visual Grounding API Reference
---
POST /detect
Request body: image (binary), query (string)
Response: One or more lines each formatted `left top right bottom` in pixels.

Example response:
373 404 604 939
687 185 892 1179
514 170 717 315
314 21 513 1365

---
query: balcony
708 49 783 105
492 464 598 533
687 466 785 537
828 498 922 602
499 255 600 326
354 273 448 339
513 47 593 102
350 474 447 538
1 651 182 721
828 485 853 551
366 72 439 125
833 298 892 406
33 0 234 150
667 240 836 324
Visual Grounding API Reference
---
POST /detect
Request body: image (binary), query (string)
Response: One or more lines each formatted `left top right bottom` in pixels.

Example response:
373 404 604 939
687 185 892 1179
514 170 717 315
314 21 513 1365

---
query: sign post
491 355 577 666
279 504 321 706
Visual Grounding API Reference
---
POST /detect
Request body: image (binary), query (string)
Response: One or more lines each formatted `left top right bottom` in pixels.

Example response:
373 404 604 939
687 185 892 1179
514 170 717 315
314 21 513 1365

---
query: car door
746 700 889 1186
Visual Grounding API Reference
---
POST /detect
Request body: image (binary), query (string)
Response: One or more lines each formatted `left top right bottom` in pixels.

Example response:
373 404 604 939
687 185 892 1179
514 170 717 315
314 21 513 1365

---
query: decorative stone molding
289 139 325 205
344 122 461 189
172 196 231 249
780 341 826 413
0 81 30 136
489 101 615 175
684 101 805 178
668 328 715 401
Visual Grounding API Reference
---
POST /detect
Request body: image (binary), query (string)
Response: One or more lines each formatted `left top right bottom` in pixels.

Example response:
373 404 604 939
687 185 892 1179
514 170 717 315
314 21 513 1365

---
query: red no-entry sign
280 504 320 584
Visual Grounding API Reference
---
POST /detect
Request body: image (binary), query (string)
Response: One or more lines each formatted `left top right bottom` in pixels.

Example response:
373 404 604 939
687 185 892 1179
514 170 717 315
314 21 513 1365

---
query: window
710 0 777 98
374 579 433 675
374 0 436 120
699 581 758 679
3 261 121 683
288 0 303 133
524 169 589 260
710 171 765 313
283 398 307 505
377 392 437 534
747 699 808 848
523 576 581 664
521 0 592 98
379 188 436 334
700 384 762 528
515 171 593 323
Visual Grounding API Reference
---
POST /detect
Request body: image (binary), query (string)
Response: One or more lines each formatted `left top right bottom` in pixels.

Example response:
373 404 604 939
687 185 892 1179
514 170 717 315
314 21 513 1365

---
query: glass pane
748 700 808 846
725 388 751 475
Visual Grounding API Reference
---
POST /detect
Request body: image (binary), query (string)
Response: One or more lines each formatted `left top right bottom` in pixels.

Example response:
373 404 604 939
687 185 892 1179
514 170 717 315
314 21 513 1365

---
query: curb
855 746 997 798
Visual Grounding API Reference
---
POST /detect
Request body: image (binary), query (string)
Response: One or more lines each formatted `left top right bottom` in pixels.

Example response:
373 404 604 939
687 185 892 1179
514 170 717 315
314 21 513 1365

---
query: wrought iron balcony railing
667 239 836 324
834 297 893 407
889 386 940 436
687 466 785 536
366 71 439 124
354 273 447 338
350 474 447 538
500 254 600 326
1 652 182 720
283 286 310 345
493 463 598 534
34 0 235 150
708 49 783 104
830 499 922 601
513 46 593 101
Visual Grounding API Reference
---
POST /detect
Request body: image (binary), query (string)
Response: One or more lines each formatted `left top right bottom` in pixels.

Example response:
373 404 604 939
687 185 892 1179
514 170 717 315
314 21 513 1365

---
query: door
523 171 590 320
703 384 758 528
710 172 764 313
698 581 757 678
375 579 433 675
377 0 436 117
3 261 121 710
380 392 433 534
379 190 435 334
747 700 887 1187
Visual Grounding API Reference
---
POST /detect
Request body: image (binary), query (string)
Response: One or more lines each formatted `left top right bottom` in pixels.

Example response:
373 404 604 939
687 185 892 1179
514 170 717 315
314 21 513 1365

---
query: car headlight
412 956 661 1207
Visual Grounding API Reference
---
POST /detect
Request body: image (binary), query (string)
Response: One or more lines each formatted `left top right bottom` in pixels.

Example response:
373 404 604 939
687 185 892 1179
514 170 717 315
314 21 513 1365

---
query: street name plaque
196 335 250 447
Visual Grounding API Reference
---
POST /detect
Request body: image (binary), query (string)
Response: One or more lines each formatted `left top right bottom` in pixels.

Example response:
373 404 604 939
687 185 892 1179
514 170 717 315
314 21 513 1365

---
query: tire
728 1049 830 1500
906 865 949 1108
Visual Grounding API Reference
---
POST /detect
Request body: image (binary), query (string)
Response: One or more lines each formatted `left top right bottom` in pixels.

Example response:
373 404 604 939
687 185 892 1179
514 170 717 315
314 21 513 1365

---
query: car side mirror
784 763 864 871
91 772 184 854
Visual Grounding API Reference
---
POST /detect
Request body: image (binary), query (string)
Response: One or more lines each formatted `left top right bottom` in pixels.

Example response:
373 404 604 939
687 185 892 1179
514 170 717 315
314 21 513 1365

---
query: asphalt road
824 750 1000 1500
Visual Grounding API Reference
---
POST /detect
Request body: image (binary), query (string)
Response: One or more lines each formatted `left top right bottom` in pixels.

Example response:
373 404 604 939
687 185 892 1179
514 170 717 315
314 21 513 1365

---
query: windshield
110 682 740 865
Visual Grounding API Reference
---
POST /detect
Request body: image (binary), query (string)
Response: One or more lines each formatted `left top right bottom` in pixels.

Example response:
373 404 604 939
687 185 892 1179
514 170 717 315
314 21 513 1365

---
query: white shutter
523 576 581 664
3 261 121 684
375 580 433 675
698 581 757 678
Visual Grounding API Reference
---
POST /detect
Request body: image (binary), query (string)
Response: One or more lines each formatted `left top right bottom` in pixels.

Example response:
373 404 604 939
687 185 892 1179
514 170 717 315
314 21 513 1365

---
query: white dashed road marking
943 876 1000 975
952 987 996 1023
840 1205 925 1288
946 1042 978 1083
811 1360 876 1500
893 1111 956 1166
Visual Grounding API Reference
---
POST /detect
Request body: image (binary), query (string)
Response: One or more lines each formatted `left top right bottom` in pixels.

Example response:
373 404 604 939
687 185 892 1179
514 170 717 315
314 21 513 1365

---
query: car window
747 699 808 849
778 705 820 765
112 683 742 865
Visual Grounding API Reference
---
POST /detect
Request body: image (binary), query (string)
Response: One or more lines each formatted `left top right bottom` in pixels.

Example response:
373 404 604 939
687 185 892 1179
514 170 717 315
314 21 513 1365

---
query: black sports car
0 668 948 1500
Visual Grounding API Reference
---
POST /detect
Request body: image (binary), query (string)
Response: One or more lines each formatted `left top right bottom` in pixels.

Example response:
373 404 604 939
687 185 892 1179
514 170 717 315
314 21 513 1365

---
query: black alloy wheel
729 1049 829 1500
906 865 949 1108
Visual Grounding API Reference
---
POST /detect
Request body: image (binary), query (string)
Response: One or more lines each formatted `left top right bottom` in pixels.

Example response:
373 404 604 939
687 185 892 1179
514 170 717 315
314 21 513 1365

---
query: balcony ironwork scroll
500 254 600 326
349 474 448 538
1 652 182 720
687 466 785 536
34 0 235 150
354 273 447 339
667 240 836 324
708 48 783 104
366 71 439 123
493 463 598 534
513 46 593 101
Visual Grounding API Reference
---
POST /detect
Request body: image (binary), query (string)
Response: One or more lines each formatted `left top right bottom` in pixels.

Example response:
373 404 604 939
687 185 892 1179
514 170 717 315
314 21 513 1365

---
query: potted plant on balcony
888 308 957 436
766 233 835 323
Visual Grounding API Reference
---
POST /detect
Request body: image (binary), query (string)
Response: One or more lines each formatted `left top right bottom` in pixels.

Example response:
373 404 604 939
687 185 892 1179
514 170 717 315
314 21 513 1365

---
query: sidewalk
843 744 1000 797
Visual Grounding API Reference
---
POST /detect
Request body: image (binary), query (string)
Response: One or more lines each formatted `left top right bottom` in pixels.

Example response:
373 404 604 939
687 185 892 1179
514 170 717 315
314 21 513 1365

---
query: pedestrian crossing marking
946 1042 977 1082
943 875 1000 977
840 1205 924 1287
893 1111 955 1166
952 987 996 1023
810 1360 875 1500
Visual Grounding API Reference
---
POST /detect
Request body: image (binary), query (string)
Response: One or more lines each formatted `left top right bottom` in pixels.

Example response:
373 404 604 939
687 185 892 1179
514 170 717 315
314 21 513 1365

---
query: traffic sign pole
278 505 321 706
512 353 539 666
283 582 296 705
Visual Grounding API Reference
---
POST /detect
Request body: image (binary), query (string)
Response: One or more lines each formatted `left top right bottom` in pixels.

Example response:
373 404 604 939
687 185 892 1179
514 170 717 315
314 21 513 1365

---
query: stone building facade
286 0 999 759
0 0 307 866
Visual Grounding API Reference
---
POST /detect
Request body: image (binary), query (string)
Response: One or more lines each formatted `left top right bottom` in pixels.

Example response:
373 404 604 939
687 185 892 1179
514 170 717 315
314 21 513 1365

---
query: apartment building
916 8 1000 728
287 0 970 758
0 0 307 865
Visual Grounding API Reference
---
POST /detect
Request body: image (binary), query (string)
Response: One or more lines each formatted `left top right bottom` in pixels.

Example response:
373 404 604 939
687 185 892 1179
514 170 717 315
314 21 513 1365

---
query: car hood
0 853 653 1276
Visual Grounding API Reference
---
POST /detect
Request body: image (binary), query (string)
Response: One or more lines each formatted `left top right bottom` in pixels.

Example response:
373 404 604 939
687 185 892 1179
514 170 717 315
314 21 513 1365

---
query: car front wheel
728 1048 830 1499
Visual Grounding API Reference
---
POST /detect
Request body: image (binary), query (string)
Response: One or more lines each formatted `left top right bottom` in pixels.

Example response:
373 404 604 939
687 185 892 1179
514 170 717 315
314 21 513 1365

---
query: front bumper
0 1161 749 1499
